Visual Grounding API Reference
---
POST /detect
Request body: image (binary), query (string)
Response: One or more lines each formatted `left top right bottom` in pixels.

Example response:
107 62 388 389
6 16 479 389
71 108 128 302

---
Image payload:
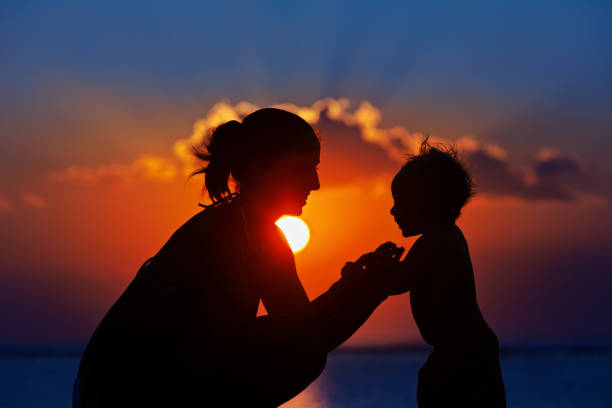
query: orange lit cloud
43 97 605 204
48 155 178 184
0 194 12 213
0 192 46 211
21 192 46 209
177 98 427 172
181 98 605 202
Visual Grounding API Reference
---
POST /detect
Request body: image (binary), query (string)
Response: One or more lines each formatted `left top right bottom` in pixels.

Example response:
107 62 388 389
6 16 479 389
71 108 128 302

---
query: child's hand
375 241 405 262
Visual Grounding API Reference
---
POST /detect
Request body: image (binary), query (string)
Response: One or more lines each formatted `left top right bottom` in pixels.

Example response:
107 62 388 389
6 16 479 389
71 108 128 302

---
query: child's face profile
390 172 426 237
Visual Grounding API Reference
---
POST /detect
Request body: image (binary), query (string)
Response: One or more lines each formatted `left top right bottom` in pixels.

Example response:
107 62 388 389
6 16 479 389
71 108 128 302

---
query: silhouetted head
192 108 320 218
390 138 474 236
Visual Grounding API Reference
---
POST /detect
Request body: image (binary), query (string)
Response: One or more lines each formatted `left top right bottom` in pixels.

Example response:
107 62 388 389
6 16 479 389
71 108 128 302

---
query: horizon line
2 340 612 359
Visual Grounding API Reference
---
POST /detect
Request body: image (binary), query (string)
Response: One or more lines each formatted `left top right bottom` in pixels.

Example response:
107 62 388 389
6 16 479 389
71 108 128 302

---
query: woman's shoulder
247 216 293 262
196 198 244 230
157 199 244 258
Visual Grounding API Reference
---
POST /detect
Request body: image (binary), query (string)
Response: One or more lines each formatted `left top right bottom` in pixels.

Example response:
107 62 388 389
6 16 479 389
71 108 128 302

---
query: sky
1 1 611 346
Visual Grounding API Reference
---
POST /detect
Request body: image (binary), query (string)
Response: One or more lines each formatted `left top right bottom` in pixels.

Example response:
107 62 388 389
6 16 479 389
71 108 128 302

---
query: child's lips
394 218 407 231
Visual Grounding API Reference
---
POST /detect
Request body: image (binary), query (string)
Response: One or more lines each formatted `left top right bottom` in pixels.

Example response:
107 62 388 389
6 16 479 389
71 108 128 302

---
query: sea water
1 348 611 407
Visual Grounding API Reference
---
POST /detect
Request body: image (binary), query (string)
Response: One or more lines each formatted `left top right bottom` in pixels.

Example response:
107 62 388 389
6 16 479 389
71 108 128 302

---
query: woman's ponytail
191 120 242 202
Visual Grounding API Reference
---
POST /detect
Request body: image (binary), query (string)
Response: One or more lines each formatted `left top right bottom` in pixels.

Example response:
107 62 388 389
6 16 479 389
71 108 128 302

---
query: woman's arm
251 228 396 352
308 274 388 351
250 226 311 316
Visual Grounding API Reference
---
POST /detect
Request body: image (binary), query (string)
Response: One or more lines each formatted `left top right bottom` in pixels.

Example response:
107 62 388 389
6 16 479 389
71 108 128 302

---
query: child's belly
410 290 489 347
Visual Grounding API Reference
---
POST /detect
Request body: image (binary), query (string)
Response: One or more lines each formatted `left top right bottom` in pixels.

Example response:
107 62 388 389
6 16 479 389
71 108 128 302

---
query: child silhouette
388 139 506 407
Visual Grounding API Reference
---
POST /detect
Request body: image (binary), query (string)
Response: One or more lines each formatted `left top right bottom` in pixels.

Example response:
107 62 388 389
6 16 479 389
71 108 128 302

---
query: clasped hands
341 242 408 296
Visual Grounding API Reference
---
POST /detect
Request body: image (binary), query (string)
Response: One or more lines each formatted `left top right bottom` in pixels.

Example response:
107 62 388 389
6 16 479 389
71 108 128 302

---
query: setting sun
275 216 310 253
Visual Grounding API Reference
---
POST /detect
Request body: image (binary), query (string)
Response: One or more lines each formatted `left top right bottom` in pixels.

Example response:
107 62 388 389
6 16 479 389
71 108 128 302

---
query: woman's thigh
224 344 327 407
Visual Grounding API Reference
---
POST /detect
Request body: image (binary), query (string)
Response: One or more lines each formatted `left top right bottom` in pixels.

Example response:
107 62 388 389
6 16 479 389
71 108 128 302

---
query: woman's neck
238 194 278 230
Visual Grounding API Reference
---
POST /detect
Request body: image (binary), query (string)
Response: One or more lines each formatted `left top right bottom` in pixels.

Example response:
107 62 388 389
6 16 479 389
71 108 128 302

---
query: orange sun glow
275 216 310 253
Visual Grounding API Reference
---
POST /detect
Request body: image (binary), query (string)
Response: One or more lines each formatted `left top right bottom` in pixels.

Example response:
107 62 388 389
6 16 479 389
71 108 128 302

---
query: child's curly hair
397 137 475 221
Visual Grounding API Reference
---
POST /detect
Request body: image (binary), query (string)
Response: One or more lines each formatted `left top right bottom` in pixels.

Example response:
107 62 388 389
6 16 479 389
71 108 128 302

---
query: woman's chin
289 199 307 216
290 206 304 216
280 203 304 217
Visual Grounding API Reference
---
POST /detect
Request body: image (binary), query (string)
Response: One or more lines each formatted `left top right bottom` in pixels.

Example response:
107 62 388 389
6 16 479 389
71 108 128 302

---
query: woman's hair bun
190 120 242 202
206 120 242 163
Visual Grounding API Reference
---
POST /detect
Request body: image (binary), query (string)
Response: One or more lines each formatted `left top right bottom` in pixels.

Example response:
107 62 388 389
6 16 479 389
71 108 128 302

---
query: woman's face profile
260 147 320 217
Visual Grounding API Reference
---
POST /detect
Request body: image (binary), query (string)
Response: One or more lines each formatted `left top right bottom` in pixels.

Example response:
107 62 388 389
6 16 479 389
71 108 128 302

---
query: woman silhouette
73 108 402 407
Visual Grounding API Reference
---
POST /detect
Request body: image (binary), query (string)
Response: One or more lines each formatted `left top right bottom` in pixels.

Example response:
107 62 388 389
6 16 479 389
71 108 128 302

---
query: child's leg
417 347 506 408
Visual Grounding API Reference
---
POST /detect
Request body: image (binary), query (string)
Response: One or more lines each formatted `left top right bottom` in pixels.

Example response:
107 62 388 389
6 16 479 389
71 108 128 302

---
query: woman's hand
341 242 406 296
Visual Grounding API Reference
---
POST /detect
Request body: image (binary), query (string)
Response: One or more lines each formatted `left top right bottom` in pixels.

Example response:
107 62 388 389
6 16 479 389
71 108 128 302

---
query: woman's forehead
274 149 319 166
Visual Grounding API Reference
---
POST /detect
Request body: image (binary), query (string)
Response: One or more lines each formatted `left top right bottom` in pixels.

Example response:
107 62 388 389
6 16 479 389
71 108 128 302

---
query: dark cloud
535 156 580 179
464 148 587 201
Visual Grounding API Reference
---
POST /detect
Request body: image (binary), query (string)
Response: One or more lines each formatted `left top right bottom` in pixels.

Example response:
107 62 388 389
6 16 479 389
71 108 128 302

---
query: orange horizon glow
2 94 611 346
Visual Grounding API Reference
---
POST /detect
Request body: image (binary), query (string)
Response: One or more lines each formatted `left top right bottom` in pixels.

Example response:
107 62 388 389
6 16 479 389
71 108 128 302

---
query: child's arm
387 235 435 295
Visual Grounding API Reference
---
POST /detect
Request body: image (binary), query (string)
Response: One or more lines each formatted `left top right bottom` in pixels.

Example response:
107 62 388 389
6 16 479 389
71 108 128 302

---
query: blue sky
3 1 610 104
2 1 611 170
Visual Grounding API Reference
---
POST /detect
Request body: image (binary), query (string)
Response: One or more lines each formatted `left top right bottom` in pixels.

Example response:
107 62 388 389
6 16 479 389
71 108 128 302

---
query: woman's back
76 199 259 406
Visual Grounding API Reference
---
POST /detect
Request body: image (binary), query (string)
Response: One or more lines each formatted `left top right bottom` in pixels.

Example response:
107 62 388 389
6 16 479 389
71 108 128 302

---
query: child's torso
408 226 493 348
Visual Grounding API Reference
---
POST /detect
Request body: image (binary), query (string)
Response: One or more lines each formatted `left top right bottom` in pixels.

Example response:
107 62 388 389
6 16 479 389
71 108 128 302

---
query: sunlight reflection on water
281 384 327 408
280 351 423 407
2 350 612 408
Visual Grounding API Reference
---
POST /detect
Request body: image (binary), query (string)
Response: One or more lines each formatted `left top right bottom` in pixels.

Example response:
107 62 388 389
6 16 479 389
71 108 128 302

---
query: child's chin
396 221 420 237
401 228 419 237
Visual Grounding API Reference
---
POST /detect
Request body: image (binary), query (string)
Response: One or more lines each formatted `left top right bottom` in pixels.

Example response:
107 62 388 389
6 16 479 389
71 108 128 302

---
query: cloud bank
45 97 605 203
48 155 178 184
